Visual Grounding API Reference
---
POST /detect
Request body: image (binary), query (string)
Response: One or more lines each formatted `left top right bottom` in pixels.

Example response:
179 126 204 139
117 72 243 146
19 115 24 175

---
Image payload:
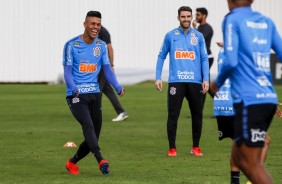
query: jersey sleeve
101 44 110 65
155 33 170 80
216 17 239 87
271 21 282 62
199 34 209 82
62 42 73 66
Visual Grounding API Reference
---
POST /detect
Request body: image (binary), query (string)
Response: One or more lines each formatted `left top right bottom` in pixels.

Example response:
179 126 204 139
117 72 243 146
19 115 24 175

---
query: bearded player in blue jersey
62 11 124 175
155 6 209 157
210 0 282 183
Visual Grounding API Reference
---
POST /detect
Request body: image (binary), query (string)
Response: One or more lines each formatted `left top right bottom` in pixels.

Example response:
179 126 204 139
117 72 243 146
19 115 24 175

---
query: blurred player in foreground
213 42 280 184
210 0 282 183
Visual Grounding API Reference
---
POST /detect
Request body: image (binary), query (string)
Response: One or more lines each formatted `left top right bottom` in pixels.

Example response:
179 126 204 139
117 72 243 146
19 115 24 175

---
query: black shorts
216 116 235 141
233 102 276 147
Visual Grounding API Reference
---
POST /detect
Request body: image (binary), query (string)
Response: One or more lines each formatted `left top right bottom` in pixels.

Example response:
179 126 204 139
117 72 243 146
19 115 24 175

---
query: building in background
1 0 281 84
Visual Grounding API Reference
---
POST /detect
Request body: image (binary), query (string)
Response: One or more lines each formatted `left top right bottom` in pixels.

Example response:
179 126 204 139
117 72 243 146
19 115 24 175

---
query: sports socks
231 171 240 184
93 151 103 163
70 150 103 164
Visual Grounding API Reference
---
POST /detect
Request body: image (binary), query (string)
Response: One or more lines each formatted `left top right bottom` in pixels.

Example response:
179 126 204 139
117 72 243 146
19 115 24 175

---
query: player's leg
230 156 240 184
89 93 110 175
67 94 103 163
103 82 126 115
185 83 203 148
232 103 276 183
90 93 103 141
231 142 273 184
216 116 240 183
167 83 185 150
98 70 107 93
69 141 90 164
207 57 214 99
261 134 270 163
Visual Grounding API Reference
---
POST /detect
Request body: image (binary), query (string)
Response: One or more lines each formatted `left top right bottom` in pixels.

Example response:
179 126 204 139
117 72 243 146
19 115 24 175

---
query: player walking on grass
98 26 129 122
210 0 282 183
214 42 272 184
62 11 124 175
155 6 209 157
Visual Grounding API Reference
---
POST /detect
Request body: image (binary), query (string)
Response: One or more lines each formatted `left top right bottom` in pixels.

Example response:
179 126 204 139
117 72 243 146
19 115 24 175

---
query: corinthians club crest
93 47 101 57
190 36 198 45
170 87 176 95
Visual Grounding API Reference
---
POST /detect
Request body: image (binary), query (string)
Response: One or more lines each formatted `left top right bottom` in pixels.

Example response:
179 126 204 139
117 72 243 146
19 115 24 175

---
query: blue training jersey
156 27 209 84
62 35 110 96
216 7 282 106
214 48 235 116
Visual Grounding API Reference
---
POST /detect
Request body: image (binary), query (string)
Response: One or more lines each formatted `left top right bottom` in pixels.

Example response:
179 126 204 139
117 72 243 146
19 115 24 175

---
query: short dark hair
178 6 192 16
196 7 208 17
85 11 102 19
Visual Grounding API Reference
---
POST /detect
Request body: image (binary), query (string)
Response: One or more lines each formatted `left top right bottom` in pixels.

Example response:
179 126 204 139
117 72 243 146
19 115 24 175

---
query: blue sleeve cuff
64 65 78 96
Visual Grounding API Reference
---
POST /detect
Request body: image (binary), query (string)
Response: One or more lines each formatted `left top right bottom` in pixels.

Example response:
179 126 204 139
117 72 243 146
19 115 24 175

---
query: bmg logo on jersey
175 51 195 60
79 63 97 73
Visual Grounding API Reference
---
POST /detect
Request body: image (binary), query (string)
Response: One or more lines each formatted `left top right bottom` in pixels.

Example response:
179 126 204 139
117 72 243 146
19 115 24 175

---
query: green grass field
0 82 281 184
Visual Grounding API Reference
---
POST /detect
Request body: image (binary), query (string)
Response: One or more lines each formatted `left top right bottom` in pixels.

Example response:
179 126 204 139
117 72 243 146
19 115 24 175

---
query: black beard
181 22 190 29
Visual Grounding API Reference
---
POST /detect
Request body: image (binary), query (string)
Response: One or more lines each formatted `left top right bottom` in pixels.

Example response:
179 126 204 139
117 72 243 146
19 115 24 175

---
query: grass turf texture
0 82 281 184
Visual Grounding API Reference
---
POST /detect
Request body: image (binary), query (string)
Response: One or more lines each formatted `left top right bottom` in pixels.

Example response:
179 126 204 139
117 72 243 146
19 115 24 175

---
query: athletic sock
70 153 80 164
93 151 103 163
231 171 240 184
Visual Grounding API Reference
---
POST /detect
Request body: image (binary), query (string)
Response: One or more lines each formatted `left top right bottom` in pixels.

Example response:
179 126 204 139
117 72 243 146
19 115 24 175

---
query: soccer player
210 0 282 183
98 26 129 122
214 42 272 184
192 7 214 102
62 11 124 175
155 6 209 157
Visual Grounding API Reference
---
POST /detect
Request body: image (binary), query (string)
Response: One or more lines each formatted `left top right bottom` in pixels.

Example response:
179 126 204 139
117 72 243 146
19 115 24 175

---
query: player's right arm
271 20 282 62
215 17 239 88
62 42 79 97
155 33 170 92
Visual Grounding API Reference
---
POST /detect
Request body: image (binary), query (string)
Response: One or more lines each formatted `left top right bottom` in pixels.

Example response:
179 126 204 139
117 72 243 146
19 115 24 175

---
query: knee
82 122 94 131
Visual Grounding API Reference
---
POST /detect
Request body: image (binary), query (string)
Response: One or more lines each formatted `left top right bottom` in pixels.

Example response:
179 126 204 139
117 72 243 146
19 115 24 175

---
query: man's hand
209 81 219 96
192 20 198 28
155 80 163 92
274 103 282 117
72 86 79 97
118 88 125 96
202 81 209 94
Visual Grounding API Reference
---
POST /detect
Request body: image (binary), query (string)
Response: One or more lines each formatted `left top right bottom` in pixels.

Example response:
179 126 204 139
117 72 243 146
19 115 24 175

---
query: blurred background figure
98 26 128 122
193 7 214 106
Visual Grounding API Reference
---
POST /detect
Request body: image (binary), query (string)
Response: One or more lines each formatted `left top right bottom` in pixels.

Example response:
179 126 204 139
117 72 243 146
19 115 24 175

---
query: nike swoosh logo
78 50 84 53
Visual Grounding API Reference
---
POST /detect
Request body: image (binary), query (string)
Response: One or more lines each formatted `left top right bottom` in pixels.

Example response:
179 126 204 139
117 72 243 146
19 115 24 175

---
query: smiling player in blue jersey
62 11 124 176
210 0 282 183
155 6 209 157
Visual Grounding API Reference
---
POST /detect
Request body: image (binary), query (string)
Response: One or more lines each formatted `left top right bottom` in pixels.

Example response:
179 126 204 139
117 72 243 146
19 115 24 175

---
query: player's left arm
215 18 239 88
107 43 114 68
199 34 209 94
271 22 282 62
101 45 124 96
